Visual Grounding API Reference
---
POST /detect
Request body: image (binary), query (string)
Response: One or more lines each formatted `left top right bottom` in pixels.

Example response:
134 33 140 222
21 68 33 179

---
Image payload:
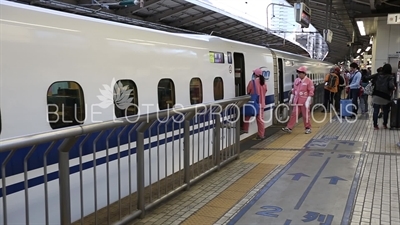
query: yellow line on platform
181 112 330 225
260 112 331 149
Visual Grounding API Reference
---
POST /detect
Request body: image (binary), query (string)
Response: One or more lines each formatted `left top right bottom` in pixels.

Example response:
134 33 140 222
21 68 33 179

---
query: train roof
1 0 331 65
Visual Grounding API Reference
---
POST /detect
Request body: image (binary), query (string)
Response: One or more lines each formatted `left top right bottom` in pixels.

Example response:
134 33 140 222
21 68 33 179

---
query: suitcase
340 99 352 117
390 98 400 129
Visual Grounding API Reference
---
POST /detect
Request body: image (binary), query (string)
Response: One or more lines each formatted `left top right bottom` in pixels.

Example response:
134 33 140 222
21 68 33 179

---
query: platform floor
131 112 400 225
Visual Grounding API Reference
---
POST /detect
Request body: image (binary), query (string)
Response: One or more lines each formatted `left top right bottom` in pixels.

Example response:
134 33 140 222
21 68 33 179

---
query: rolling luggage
340 99 352 117
390 98 400 129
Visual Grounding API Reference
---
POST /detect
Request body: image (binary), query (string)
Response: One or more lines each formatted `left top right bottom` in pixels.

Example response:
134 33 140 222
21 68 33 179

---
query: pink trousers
287 105 311 129
243 109 265 138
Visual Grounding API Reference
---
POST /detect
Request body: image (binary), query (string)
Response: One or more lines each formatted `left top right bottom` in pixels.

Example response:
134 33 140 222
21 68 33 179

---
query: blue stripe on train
0 95 276 197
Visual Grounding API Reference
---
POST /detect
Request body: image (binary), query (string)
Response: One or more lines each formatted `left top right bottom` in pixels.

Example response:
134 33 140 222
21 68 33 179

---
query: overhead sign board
387 13 400 25
294 3 311 28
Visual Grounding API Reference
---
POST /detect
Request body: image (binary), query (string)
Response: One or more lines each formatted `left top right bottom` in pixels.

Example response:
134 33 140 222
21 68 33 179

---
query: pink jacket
247 78 268 107
292 76 315 104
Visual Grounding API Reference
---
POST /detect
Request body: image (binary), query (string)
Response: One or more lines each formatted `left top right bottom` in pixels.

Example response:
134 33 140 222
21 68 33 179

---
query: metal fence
0 96 250 225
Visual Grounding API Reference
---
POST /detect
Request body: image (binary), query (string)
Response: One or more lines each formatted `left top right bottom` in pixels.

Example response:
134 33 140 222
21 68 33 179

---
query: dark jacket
366 73 395 100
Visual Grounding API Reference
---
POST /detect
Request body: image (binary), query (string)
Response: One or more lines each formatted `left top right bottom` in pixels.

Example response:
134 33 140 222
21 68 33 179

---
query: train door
234 53 246 97
278 58 284 103
233 53 246 130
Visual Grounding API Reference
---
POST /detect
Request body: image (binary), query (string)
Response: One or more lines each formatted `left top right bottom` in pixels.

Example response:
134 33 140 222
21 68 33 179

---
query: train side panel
0 1 235 140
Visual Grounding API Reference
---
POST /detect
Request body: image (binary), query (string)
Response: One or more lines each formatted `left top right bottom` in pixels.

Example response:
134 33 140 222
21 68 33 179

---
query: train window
47 81 85 129
0 109 2 135
114 79 138 118
209 51 225 64
158 79 175 110
213 77 224 100
190 78 203 104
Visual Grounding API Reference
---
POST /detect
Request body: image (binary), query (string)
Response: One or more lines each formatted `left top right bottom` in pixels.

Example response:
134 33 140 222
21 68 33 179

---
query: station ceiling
15 0 400 64
286 0 400 62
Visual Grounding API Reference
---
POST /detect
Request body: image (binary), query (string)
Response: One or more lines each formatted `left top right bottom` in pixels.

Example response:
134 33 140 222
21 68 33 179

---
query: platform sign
387 13 400 25
294 3 311 28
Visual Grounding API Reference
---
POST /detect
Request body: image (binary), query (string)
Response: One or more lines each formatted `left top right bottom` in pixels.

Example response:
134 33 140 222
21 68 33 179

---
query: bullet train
0 0 334 223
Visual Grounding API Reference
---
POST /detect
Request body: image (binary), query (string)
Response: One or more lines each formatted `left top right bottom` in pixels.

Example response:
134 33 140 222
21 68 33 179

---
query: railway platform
131 112 400 225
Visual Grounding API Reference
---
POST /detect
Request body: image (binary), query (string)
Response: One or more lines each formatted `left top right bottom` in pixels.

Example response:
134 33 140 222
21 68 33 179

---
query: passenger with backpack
322 66 340 112
334 72 345 112
365 64 396 129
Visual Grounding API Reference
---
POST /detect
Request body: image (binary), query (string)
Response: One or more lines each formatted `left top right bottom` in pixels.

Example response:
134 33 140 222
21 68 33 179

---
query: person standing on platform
346 63 362 118
282 66 315 134
334 72 345 112
322 66 340 113
242 68 268 140
365 64 395 130
360 69 370 114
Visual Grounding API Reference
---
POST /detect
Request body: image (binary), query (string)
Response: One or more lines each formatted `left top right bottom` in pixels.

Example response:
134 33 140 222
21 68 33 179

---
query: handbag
364 82 374 95
243 79 260 117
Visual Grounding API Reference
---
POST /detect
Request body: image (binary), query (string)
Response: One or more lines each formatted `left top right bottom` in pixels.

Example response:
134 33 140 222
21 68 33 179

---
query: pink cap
253 68 263 76
296 66 307 74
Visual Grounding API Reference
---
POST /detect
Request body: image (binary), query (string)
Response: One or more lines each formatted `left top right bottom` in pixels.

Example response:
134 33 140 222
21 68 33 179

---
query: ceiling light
357 48 361 53
356 21 366 36
365 46 371 51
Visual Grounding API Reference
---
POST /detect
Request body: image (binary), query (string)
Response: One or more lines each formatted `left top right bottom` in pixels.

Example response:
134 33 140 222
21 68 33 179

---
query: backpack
375 75 394 93
326 73 337 89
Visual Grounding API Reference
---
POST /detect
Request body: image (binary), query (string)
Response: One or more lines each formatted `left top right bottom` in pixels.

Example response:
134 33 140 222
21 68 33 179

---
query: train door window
190 78 203 104
233 52 246 97
47 81 85 129
158 79 175 110
213 77 224 100
277 58 284 103
113 79 138 118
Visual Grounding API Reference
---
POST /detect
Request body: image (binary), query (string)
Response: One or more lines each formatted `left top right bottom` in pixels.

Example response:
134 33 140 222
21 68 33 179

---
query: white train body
0 0 333 223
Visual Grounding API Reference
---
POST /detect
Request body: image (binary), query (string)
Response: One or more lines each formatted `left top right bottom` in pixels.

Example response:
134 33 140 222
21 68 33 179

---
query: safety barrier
0 96 250 225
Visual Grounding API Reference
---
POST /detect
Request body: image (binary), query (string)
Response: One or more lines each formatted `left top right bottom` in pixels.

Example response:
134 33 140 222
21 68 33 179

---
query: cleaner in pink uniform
282 66 315 134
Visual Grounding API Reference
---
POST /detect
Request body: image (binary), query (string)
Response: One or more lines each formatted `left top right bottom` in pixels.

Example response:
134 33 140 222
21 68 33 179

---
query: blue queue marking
294 157 331 210
227 136 367 225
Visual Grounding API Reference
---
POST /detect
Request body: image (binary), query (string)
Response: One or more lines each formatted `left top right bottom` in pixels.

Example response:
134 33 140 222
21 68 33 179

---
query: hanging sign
387 13 400 25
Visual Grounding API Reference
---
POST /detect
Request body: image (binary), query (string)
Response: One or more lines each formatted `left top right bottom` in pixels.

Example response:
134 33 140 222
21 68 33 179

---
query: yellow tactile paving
183 215 219 224
261 113 331 149
196 206 230 218
181 112 329 225
243 150 276 163
181 152 290 225
207 197 240 208
261 151 297 165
